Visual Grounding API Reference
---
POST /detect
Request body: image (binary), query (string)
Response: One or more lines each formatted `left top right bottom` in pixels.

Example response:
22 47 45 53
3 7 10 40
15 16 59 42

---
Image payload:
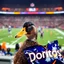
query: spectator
15 43 19 52
0 45 1 50
1 42 7 51
6 48 13 56
0 45 6 56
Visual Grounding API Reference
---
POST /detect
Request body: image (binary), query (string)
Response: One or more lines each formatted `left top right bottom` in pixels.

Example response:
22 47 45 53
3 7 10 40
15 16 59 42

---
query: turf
0 28 64 47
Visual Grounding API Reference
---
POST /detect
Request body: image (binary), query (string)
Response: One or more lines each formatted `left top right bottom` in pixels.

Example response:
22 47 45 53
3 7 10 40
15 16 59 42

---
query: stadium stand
0 6 63 12
0 15 64 29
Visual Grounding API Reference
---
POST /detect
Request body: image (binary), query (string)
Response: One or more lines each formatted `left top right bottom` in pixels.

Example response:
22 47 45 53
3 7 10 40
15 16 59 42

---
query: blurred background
0 0 64 64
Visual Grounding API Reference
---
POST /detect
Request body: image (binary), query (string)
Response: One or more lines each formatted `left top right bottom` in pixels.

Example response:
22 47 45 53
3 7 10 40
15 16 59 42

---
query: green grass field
0 28 64 48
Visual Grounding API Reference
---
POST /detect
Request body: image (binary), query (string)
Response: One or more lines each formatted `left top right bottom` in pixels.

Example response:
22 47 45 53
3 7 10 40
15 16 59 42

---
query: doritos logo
24 45 62 64
27 50 61 62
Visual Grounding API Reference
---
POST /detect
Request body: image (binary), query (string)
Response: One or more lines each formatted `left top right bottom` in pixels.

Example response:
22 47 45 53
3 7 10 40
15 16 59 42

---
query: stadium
0 0 64 64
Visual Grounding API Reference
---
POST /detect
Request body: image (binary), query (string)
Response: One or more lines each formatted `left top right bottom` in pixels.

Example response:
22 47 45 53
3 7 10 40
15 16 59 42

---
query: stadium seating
0 15 64 29
1 6 63 12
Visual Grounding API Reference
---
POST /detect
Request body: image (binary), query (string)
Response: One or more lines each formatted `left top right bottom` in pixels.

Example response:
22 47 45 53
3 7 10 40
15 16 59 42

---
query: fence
0 56 14 64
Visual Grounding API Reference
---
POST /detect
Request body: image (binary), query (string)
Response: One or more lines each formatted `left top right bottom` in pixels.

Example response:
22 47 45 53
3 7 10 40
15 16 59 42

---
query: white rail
0 56 14 64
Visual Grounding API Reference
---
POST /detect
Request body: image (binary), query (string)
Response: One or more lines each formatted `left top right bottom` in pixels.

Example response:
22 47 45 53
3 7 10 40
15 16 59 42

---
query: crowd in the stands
1 6 63 12
0 43 19 56
0 15 64 29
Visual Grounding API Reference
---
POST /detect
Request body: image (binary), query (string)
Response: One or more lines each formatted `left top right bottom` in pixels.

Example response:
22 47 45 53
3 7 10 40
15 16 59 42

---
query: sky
0 0 64 7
